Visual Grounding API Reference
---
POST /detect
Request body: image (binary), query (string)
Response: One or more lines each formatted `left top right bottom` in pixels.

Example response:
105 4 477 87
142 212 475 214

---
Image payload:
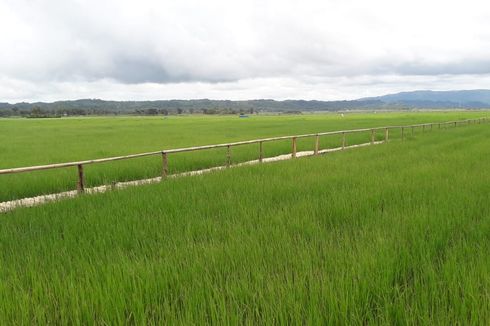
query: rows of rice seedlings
0 112 484 201
0 124 489 323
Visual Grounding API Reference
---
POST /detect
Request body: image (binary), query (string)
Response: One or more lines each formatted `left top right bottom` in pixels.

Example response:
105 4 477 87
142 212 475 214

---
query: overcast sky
1 0 490 102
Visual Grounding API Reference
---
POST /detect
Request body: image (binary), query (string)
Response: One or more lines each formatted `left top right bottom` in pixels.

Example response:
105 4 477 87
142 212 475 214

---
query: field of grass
1 118 490 323
0 112 485 202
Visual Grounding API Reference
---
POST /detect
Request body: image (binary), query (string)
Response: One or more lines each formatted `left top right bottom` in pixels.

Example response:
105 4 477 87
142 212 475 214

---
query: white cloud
1 0 490 101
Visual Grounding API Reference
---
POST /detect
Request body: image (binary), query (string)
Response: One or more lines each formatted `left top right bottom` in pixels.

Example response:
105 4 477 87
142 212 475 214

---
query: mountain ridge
361 89 490 105
1 90 489 116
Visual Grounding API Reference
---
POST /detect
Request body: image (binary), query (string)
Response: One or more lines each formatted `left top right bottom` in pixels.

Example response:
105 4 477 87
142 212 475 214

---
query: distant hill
1 90 489 117
361 89 490 108
0 99 385 116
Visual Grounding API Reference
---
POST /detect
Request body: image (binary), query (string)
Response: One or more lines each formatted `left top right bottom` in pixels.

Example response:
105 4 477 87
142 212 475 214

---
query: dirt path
0 141 382 213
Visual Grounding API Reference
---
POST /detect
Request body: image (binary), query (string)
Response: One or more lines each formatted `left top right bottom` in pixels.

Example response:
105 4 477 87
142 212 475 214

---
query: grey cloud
374 60 490 76
2 0 490 101
108 59 177 84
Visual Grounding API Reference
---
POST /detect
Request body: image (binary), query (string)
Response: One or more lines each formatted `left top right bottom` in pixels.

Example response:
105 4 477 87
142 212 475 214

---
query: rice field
0 112 484 202
1 113 490 323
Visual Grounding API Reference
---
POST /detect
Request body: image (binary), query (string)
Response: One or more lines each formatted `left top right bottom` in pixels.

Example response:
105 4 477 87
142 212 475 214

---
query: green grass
0 112 485 202
1 121 490 323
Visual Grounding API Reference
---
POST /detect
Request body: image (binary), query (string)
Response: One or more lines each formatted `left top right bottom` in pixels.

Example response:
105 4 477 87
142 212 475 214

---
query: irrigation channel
0 118 486 213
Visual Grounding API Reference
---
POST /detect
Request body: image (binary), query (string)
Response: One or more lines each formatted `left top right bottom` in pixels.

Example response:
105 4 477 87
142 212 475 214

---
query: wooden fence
0 118 486 195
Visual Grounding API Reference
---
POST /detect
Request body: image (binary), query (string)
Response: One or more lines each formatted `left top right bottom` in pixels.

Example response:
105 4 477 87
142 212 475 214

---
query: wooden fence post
161 152 168 179
314 135 319 155
454 121 457 127
384 128 389 142
77 164 84 193
259 141 264 162
226 145 231 167
371 129 375 144
401 127 404 141
411 126 414 136
342 132 346 149
430 124 433 131
438 123 441 129
292 137 297 158
422 125 425 133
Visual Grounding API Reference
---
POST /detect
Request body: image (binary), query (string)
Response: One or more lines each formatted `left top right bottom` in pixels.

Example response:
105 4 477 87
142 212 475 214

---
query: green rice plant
0 112 485 202
0 123 489 323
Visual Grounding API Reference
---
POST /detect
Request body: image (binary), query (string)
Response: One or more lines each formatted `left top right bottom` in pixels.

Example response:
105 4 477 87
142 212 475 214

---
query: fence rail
0 118 486 194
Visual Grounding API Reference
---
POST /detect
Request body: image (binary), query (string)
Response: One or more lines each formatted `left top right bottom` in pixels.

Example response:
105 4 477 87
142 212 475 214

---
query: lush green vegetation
0 112 484 202
1 120 490 323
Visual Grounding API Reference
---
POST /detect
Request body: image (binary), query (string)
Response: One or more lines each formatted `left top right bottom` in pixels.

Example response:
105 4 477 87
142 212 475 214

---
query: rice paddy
0 112 484 202
1 112 489 323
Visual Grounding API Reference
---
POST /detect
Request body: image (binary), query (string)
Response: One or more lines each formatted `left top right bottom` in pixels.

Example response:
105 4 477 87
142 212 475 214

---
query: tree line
0 98 398 117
